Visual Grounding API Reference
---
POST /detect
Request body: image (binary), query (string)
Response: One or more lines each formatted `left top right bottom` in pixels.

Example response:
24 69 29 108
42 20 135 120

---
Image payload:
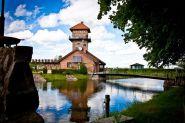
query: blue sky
2 0 147 68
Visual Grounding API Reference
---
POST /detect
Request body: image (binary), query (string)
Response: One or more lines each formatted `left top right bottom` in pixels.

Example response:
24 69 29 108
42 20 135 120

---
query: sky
2 0 148 68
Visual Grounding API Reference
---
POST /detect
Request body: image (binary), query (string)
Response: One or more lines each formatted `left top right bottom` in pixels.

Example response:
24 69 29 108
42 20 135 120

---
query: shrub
78 63 87 74
52 69 65 74
52 69 79 74
43 68 47 74
64 69 79 74
51 64 87 75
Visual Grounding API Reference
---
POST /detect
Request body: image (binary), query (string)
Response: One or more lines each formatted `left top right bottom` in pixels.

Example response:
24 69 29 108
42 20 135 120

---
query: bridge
92 72 174 80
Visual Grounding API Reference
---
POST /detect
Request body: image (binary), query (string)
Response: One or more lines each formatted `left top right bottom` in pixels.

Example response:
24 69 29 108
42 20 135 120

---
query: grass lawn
41 74 89 92
108 68 185 79
42 73 88 82
114 87 185 123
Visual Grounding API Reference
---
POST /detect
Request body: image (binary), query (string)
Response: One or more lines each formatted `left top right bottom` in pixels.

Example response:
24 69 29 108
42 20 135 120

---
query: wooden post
105 95 110 117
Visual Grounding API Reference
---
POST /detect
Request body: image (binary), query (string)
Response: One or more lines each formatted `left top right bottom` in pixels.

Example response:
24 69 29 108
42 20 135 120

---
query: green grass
114 87 185 123
74 74 89 80
41 74 89 92
108 68 185 79
42 74 88 81
42 74 66 81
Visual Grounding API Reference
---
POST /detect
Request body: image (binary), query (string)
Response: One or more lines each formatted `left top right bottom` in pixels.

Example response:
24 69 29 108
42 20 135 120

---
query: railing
69 36 91 40
93 72 174 80
31 59 58 63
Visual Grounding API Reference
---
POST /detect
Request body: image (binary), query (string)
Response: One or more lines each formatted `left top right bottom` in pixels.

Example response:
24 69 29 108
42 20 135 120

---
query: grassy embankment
41 74 89 92
110 87 185 123
107 68 185 79
42 74 88 82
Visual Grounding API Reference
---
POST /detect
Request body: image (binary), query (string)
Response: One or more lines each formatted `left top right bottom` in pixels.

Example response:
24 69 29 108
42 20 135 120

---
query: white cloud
58 0 110 26
89 39 147 68
33 6 41 18
38 13 60 28
15 4 32 17
14 4 40 17
5 12 13 21
6 30 33 39
90 26 115 40
38 0 110 28
30 29 68 44
6 20 26 33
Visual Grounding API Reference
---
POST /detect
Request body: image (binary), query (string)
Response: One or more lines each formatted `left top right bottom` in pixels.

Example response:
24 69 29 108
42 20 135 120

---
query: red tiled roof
70 22 90 32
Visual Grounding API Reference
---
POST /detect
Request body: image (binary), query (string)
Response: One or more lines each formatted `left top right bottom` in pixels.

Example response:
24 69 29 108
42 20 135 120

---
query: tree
54 55 62 60
98 0 185 68
177 59 185 69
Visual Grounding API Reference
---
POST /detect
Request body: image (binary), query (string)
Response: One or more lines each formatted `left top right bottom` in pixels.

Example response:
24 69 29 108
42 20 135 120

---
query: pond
35 78 164 123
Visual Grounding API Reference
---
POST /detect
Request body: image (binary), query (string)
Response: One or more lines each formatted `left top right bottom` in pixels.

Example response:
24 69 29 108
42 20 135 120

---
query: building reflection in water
35 78 163 123
35 79 104 123
59 80 103 123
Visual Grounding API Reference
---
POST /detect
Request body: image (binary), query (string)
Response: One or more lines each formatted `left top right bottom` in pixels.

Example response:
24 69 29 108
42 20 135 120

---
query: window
100 65 104 68
72 56 82 62
67 62 72 68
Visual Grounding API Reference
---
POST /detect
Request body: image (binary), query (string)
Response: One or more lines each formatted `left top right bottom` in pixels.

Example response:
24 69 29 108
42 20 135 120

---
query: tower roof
70 22 90 32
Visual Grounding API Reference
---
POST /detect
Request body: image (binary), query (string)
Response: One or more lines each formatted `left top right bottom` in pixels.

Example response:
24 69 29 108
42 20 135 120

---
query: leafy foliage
43 68 47 74
51 64 87 75
78 63 87 74
177 59 185 69
98 0 185 68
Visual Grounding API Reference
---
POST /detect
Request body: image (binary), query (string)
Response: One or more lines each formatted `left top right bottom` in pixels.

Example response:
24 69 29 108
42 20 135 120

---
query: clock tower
69 22 91 52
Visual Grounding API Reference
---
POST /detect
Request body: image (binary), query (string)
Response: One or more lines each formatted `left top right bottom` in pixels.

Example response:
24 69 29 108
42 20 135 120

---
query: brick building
32 22 106 73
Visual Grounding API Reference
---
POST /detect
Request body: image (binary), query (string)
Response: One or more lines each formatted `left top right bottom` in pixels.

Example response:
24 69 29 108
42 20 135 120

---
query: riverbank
108 68 185 79
41 73 88 82
109 87 185 123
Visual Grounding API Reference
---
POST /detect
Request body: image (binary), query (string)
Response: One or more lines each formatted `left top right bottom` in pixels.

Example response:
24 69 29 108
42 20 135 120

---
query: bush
51 64 87 75
52 69 65 74
78 63 87 74
43 68 47 74
52 69 79 74
64 69 79 74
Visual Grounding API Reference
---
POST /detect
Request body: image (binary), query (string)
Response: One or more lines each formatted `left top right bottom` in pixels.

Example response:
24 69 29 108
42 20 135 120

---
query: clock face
78 47 83 51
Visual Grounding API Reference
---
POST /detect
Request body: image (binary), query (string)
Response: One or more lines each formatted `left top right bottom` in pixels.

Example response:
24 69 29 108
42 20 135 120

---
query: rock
33 74 46 83
66 75 78 81
93 115 134 123
0 46 42 122
6 112 44 123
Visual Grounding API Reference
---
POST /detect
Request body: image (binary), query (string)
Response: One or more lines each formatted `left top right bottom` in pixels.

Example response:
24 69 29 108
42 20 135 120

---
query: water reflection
36 78 164 123
59 80 102 122
107 78 164 92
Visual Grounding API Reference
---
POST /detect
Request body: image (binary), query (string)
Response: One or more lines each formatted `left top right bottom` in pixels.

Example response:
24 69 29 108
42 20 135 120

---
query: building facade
32 22 105 73
130 63 144 69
